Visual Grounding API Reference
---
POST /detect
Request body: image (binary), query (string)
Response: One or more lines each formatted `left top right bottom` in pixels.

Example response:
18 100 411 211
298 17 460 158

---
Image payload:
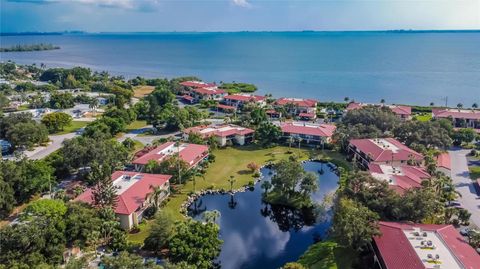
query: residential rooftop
346 102 412 116
432 108 480 120
349 138 424 163
276 97 317 107
374 221 480 269
223 93 266 102
132 142 209 167
279 122 336 137
180 80 216 88
75 171 171 215
368 164 430 194
184 124 254 138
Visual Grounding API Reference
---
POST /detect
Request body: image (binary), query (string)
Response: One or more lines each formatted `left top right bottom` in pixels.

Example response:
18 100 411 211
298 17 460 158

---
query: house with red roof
279 122 336 145
372 221 480 269
346 102 412 120
132 142 209 171
179 81 226 103
75 171 171 230
432 108 480 130
183 124 255 146
275 98 318 119
348 138 424 169
222 94 266 110
368 164 430 195
436 152 452 176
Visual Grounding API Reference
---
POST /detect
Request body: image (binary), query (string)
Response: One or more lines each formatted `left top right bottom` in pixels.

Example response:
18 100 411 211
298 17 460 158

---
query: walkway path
26 133 79 160
449 148 480 227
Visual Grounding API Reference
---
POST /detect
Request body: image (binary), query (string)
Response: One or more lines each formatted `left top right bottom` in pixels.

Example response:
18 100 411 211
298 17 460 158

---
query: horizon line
2 29 480 36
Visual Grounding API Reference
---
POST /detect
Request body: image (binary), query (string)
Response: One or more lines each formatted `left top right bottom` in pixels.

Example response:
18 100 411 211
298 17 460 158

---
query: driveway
117 125 181 145
449 148 480 227
25 133 78 160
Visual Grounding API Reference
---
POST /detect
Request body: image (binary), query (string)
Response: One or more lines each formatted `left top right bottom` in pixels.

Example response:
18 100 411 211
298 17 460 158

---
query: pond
188 161 339 269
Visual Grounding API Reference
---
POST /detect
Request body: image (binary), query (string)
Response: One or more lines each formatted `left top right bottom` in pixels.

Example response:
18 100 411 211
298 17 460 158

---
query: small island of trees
0 43 60 52
262 157 318 209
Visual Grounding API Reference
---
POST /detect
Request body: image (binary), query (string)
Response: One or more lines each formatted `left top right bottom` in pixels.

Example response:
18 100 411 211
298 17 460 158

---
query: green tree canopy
41 111 72 133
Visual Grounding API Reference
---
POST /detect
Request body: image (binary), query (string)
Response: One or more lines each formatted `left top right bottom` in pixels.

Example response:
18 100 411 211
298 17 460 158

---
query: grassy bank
128 146 348 243
125 120 148 133
133 86 155 98
53 121 88 135
297 241 357 269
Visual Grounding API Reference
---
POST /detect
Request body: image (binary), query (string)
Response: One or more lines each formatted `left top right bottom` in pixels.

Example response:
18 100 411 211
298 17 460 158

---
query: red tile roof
436 152 451 170
132 142 209 168
368 164 430 194
374 222 480 269
75 171 171 215
349 138 423 163
217 104 237 111
224 94 265 102
266 109 280 115
180 81 216 88
184 124 254 138
192 87 225 95
298 112 316 118
182 94 194 101
346 102 411 116
433 108 480 120
280 122 336 138
276 98 317 108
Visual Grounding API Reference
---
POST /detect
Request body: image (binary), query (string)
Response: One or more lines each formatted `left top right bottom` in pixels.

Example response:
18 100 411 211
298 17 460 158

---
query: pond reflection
187 161 339 269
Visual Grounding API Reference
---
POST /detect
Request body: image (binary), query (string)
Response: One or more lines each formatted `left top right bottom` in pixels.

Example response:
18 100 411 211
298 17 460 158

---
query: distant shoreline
0 44 60 53
1 29 480 36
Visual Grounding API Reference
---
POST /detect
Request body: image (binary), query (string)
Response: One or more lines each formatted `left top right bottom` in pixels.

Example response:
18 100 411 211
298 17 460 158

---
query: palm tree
228 175 236 193
344 97 350 103
380 99 385 104
89 98 99 116
191 169 205 193
472 103 478 109
288 136 294 148
297 137 302 149
430 102 435 107
203 210 221 224
145 185 169 211
457 103 463 109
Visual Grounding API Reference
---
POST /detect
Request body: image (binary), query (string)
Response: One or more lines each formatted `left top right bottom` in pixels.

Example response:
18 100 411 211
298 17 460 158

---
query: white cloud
8 0 161 11
232 0 251 8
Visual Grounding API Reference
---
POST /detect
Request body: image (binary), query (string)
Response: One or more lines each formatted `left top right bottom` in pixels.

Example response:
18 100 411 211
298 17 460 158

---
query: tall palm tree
344 97 350 103
228 175 236 193
192 169 205 193
472 103 478 109
288 136 294 148
457 103 463 109
145 185 169 210
89 98 99 116
297 137 303 149
430 102 435 107
380 99 386 104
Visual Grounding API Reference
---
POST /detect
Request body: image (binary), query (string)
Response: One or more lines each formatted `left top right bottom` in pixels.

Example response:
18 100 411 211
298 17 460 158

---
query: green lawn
53 121 89 135
297 241 357 269
126 120 148 133
127 221 152 245
127 145 349 243
413 113 432 122
470 166 480 181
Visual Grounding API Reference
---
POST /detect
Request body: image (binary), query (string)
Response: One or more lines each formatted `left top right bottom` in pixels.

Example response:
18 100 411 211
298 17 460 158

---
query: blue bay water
1 32 479 106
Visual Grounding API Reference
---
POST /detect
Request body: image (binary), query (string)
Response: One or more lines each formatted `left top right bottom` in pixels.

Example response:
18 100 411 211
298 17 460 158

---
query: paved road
26 133 78 160
117 125 181 145
449 149 480 227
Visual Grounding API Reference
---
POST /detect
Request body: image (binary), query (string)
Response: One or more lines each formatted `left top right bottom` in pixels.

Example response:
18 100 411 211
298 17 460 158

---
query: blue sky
1 0 479 32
